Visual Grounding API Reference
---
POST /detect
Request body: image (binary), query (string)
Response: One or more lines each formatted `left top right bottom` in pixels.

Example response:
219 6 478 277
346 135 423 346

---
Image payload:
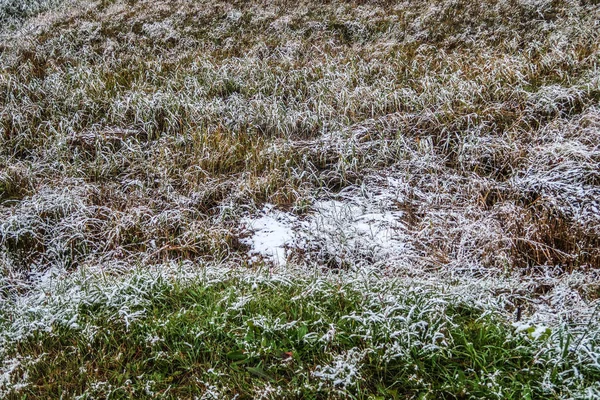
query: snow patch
240 174 411 268
298 197 408 266
240 205 296 265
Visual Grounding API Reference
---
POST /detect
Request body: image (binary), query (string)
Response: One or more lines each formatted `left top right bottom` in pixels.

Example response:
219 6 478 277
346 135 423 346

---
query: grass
1 266 598 399
1 0 600 397
0 0 65 29
1 0 598 272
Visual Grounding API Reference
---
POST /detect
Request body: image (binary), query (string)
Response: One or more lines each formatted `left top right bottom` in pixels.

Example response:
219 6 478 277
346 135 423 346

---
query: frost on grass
0 263 598 397
0 0 600 396
0 0 65 29
313 348 366 389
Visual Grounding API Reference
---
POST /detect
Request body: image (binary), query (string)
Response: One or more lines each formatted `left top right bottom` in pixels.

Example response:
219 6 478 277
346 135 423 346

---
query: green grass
1 268 597 399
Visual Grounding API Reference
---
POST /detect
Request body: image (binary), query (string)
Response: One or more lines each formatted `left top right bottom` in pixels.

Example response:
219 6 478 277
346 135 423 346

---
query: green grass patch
2 269 593 399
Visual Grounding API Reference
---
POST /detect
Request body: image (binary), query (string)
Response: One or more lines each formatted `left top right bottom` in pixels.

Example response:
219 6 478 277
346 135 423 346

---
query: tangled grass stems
0 0 600 397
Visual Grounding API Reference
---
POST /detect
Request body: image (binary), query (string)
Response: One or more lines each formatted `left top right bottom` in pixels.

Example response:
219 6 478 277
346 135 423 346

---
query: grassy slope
0 0 598 273
0 0 599 398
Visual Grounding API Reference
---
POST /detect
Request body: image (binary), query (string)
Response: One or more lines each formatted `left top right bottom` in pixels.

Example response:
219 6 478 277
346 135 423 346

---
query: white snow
240 205 296 265
240 175 411 268
299 198 408 266
531 325 550 340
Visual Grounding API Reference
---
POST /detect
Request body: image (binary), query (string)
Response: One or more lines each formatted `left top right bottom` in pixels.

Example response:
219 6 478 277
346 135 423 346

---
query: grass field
1 0 600 398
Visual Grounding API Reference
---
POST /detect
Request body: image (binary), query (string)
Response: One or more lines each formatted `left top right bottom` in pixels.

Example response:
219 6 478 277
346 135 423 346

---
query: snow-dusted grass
1 0 600 397
0 264 598 398
0 0 65 29
1 0 598 275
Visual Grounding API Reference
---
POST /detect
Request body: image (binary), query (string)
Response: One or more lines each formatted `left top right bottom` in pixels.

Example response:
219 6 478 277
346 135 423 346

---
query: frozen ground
1 0 600 396
240 173 600 328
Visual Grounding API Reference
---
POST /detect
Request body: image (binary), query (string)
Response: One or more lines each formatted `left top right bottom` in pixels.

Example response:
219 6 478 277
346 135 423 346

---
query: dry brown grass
0 0 599 283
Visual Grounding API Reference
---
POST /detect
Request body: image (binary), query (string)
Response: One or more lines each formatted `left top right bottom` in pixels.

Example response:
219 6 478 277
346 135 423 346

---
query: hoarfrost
313 348 367 389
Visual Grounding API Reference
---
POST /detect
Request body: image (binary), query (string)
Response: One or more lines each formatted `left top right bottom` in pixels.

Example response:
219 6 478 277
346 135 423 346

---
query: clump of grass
0 164 33 201
0 0 65 30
